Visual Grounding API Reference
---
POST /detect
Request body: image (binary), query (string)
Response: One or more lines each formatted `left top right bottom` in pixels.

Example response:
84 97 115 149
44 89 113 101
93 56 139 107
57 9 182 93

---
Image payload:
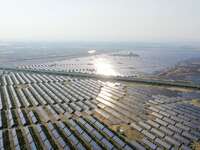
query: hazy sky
0 0 200 42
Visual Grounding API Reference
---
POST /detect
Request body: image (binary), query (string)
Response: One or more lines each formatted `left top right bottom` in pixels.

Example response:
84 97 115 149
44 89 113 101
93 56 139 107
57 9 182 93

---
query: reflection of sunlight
94 58 117 76
106 82 116 87
88 50 96 54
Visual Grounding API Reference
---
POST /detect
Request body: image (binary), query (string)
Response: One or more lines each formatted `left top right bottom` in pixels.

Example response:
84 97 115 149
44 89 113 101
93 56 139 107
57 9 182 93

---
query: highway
1 67 200 90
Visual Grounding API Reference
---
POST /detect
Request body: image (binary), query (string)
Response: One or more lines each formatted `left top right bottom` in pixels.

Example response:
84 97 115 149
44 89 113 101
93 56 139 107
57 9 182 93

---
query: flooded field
17 47 200 83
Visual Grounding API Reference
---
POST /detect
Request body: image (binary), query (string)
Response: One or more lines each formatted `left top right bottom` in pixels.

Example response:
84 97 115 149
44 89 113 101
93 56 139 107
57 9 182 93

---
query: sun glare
93 58 117 76
88 50 96 54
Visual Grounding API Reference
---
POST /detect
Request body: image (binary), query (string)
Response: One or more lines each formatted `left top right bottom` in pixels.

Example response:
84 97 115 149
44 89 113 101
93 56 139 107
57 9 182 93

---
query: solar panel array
0 71 200 150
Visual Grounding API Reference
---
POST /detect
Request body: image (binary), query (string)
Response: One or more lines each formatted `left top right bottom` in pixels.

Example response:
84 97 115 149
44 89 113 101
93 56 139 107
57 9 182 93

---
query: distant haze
0 0 200 42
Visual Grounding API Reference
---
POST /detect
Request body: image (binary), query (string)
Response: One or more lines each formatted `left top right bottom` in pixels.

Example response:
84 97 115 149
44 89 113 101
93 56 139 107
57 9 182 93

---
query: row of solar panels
0 116 135 150
0 80 102 110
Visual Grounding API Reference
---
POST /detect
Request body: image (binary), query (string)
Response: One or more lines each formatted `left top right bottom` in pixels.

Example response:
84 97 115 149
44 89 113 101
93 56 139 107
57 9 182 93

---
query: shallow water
46 48 200 77
1 42 200 78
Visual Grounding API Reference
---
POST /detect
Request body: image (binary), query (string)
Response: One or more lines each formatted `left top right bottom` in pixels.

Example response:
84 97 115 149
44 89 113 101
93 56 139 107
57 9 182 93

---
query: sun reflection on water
93 58 117 76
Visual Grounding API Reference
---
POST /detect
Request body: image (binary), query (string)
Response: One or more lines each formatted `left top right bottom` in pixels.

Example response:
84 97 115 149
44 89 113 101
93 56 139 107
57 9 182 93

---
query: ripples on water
45 48 200 77
1 42 200 78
